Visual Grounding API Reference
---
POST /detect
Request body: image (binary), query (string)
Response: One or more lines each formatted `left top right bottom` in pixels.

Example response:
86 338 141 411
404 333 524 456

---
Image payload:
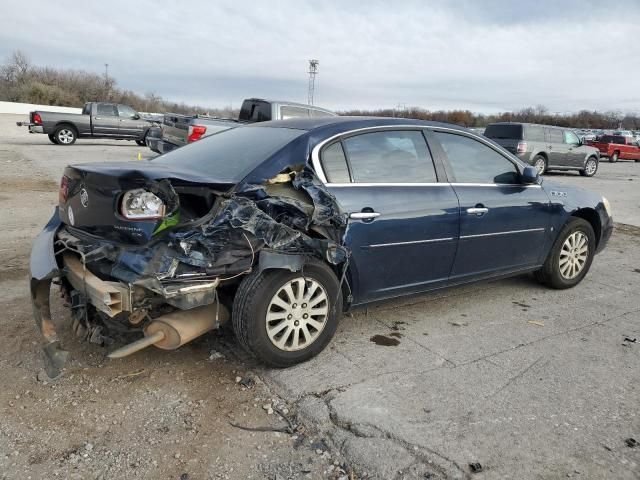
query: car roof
247 116 470 135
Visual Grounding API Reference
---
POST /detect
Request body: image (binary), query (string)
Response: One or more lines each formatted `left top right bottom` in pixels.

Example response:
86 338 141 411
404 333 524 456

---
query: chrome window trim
369 237 455 248
460 228 545 240
311 124 534 186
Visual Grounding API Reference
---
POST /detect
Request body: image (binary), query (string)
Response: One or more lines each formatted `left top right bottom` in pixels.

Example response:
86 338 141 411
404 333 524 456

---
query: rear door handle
466 207 489 216
350 212 380 220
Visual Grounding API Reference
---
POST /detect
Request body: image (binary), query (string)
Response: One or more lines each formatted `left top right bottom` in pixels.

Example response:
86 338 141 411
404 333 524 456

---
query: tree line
1 50 638 129
0 50 236 117
340 106 640 130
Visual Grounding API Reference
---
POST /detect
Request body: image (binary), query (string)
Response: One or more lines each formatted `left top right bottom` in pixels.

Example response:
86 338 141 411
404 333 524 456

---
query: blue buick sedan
30 117 613 375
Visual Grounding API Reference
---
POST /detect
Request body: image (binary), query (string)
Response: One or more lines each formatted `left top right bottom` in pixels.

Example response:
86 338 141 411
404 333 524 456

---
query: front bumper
595 202 614 254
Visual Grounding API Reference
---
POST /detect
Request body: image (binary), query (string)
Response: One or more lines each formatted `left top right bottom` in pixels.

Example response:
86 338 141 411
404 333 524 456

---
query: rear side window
82 104 91 115
341 130 437 183
548 128 563 144
434 131 519 184
320 142 350 183
310 108 334 117
525 125 545 142
97 103 117 116
484 124 523 140
280 106 310 119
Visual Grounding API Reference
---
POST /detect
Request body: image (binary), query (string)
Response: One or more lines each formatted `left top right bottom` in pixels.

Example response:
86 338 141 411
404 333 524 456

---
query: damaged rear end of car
30 125 350 378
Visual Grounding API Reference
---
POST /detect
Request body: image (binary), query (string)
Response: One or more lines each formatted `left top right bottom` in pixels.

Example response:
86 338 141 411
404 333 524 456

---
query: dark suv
484 122 600 177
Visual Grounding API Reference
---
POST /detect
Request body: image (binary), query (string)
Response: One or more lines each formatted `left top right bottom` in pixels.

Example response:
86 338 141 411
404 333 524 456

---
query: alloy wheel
585 159 597 176
265 277 329 351
559 231 589 280
535 158 546 174
57 129 74 144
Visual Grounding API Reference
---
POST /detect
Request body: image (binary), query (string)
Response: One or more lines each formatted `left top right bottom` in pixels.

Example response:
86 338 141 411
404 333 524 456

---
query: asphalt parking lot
1 113 638 479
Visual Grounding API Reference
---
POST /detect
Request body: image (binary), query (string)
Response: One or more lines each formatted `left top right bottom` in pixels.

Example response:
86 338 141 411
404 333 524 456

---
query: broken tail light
187 125 207 143
516 141 528 154
59 175 70 204
33 113 42 124
121 189 166 220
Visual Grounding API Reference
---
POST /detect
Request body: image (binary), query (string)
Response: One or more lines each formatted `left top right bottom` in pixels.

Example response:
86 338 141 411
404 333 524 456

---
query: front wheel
54 126 76 145
232 260 342 367
534 217 595 289
48 134 58 145
609 152 618 163
580 157 598 177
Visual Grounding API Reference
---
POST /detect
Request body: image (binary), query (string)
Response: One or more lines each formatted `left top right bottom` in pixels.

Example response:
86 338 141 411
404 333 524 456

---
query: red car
588 135 640 162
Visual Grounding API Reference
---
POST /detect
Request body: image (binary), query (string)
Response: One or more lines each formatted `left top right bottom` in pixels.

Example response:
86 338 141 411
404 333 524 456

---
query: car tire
609 152 618 163
135 139 146 146
232 260 342 367
533 155 547 175
48 134 58 145
54 125 77 145
579 157 598 177
534 217 596 289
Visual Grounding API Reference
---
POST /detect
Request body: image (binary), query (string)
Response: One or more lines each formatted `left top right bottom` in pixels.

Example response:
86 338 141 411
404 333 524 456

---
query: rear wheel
48 134 58 145
580 157 598 177
232 260 342 367
54 125 76 145
609 152 619 163
533 155 547 175
534 217 595 289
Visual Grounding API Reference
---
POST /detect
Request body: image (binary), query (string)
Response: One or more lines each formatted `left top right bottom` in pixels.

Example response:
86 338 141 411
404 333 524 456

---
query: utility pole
104 63 110 99
307 59 319 106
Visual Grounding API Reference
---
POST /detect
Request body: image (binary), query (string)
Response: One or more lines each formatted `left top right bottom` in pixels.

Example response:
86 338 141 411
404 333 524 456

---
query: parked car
484 122 600 177
30 117 613 378
587 134 640 162
16 102 154 146
147 98 337 154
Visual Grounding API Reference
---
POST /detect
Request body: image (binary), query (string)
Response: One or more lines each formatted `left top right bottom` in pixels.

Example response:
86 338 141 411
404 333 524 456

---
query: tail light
187 125 207 143
59 175 69 204
33 113 42 125
516 141 528 154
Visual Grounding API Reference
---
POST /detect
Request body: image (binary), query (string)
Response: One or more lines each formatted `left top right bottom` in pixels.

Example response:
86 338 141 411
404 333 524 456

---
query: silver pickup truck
146 98 337 154
17 102 153 145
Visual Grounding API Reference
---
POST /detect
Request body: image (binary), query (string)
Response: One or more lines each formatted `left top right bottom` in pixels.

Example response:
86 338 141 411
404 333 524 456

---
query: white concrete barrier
0 101 82 115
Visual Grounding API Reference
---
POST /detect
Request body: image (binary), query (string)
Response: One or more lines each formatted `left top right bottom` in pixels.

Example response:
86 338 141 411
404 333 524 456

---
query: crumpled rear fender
29 207 69 378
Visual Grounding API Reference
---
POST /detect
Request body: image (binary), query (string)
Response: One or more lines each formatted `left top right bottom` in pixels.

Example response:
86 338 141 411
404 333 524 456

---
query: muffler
108 303 229 359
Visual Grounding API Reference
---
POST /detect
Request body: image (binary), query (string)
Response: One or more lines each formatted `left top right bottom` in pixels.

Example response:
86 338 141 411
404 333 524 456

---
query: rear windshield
152 126 304 182
484 124 523 140
599 135 626 144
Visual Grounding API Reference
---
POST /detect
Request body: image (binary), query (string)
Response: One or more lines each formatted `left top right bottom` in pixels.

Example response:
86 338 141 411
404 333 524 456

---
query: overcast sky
1 0 639 113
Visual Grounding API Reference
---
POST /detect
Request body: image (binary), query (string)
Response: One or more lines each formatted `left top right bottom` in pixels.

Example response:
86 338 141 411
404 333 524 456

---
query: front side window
97 103 117 116
434 131 519 184
342 130 437 183
564 130 580 145
117 105 137 118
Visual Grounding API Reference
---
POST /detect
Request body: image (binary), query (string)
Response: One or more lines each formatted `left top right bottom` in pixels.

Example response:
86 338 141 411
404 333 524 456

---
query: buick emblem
80 188 89 208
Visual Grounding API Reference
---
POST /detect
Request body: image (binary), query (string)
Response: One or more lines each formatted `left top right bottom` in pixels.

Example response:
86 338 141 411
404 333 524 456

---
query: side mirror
521 165 540 184
133 114 140 120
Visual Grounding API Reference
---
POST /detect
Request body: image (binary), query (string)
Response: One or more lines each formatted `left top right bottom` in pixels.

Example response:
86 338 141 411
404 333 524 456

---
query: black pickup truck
17 102 154 145
146 98 337 154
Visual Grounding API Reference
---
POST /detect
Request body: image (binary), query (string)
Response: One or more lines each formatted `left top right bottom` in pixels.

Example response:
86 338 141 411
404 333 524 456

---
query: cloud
0 0 638 113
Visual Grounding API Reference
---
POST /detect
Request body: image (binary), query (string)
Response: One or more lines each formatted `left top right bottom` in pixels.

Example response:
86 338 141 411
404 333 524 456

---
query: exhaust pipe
108 303 229 359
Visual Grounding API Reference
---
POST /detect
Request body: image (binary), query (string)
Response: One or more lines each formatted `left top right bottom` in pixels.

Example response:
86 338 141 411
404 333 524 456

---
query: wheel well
613 150 620 156
55 122 78 135
572 209 601 247
535 152 548 161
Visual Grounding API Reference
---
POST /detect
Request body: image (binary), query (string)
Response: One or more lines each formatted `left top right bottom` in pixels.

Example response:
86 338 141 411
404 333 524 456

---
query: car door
117 105 145 138
546 127 568 167
92 103 120 136
563 130 584 167
313 128 460 304
428 129 551 282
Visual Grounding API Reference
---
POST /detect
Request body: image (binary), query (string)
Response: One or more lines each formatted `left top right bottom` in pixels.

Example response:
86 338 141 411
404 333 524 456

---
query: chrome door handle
467 207 489 216
350 212 381 220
